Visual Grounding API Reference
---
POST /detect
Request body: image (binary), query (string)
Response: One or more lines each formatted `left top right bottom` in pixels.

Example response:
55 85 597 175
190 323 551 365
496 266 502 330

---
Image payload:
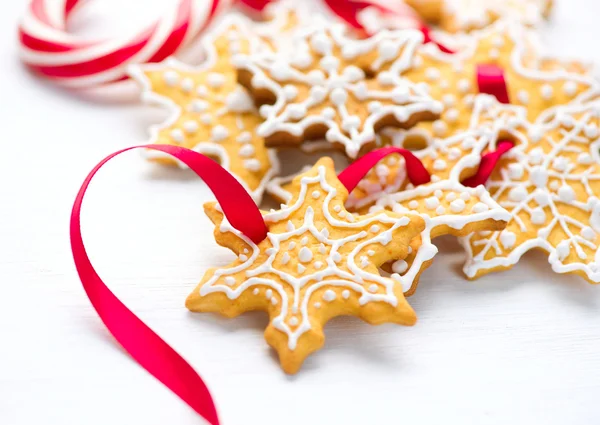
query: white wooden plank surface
1 1 600 424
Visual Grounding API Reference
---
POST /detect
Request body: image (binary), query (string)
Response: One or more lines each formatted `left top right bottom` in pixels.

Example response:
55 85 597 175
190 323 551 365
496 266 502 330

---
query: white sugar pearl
446 108 459 123
392 260 408 274
581 227 596 241
170 129 184 143
443 94 456 107
307 70 326 85
244 159 261 171
563 81 577 97
323 107 336 120
425 67 440 81
330 88 348 106
391 86 409 103
309 85 328 103
183 120 198 134
283 85 298 101
578 152 593 164
499 231 516 249
180 77 194 93
368 101 381 113
211 125 229 142
189 100 208 113
207 73 226 88
558 185 575 203
353 82 369 100
163 70 179 86
584 124 599 139
292 52 313 69
530 166 548 188
323 289 336 302
540 84 554 100
508 186 527 202
320 55 340 72
239 144 255 158
450 198 466 213
343 65 365 82
196 85 208 97
472 203 489 213
433 120 447 137
433 159 447 171
530 207 546 225
517 90 529 105
457 78 470 93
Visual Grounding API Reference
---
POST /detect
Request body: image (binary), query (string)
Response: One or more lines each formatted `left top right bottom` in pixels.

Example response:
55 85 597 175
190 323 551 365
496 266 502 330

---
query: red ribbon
338 146 431 192
322 0 454 53
419 25 454 54
476 64 510 104
462 140 514 187
70 145 272 424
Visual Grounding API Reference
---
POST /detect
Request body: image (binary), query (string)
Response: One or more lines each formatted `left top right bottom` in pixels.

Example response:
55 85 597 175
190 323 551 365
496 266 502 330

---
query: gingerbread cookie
234 23 443 158
461 96 600 283
406 0 553 32
186 158 426 373
367 131 511 295
129 16 282 202
396 20 597 145
360 20 598 199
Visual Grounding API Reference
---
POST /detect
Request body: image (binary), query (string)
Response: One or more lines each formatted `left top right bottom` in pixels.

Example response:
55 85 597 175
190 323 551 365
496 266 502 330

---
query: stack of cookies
129 0 600 373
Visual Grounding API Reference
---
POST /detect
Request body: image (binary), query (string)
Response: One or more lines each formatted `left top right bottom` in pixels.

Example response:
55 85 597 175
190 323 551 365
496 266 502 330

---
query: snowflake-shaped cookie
129 17 282 202
370 131 511 296
366 20 597 196
462 97 600 283
187 158 425 373
234 23 443 158
394 20 598 144
406 0 552 32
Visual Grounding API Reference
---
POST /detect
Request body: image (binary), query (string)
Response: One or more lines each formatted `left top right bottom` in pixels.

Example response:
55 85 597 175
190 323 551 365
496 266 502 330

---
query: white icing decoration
211 125 229 142
322 289 336 302
234 24 442 158
298 247 313 263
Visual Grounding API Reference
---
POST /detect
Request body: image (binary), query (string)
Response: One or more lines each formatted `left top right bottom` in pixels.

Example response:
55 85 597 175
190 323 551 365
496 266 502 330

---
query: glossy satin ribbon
477 64 510 104
462 140 514 187
70 145 272 425
323 0 455 53
338 146 431 192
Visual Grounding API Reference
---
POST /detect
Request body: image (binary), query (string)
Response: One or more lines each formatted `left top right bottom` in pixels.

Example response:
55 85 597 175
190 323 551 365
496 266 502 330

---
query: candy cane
18 0 225 89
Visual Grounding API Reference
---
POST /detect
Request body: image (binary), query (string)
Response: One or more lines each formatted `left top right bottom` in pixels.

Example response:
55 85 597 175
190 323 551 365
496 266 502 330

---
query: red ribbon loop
462 140 514 187
419 25 455 54
70 145 272 425
338 146 431 193
477 64 510 104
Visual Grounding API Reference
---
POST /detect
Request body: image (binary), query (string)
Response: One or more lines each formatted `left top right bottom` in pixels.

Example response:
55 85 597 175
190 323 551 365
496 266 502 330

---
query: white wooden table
2 1 600 424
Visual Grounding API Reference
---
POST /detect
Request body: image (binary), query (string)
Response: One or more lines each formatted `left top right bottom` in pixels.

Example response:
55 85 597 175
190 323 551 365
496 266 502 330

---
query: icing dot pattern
235 23 442 159
187 158 424 373
462 99 600 283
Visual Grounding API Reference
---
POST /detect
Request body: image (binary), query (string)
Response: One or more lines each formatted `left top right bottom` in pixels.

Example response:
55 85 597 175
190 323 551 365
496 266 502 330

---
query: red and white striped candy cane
18 0 225 89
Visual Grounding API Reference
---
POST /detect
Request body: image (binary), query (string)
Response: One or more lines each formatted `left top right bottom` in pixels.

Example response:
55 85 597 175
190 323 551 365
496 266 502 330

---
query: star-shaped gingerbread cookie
234 23 443 158
393 20 597 145
461 96 600 283
186 158 426 373
129 16 282 202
